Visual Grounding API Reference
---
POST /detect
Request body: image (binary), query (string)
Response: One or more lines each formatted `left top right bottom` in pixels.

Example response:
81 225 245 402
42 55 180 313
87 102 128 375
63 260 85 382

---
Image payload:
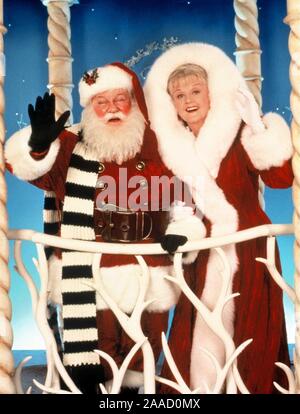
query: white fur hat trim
78 65 132 107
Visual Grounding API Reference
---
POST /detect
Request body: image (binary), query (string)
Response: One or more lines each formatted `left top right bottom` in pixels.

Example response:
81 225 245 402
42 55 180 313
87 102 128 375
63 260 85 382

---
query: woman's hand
235 87 265 134
28 92 70 152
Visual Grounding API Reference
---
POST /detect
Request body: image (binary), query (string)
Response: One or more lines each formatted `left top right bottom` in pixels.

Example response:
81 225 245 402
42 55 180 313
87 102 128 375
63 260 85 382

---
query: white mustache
103 111 127 122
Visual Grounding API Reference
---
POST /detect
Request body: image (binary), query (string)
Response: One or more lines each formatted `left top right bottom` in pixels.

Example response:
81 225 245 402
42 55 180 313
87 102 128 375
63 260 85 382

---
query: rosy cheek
120 101 132 116
92 104 106 118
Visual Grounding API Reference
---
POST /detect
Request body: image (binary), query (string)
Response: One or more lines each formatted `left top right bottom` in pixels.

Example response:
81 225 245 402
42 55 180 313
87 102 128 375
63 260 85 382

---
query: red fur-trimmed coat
5 126 188 313
5 123 206 388
144 42 294 394
159 134 293 394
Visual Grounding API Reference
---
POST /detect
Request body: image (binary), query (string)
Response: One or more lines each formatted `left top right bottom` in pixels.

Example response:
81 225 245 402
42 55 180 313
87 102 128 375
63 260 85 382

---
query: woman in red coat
144 42 293 393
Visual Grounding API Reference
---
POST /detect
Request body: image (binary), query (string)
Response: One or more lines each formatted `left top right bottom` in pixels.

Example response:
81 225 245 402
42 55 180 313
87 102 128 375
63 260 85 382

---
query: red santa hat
79 64 136 108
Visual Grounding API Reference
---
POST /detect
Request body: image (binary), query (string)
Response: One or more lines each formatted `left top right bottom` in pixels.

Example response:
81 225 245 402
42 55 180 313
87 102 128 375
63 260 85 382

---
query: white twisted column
42 0 78 123
233 0 262 106
0 0 15 394
233 0 265 210
284 0 300 393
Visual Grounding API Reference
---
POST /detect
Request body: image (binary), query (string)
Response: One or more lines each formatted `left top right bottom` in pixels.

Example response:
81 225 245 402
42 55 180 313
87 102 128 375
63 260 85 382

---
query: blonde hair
167 63 208 93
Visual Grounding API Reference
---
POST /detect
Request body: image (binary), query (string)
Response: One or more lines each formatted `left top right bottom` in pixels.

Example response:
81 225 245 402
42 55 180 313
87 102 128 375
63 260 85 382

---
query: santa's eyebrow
115 93 128 98
94 95 107 100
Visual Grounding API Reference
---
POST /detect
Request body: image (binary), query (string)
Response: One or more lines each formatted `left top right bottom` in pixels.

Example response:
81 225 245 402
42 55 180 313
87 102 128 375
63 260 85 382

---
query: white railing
7 223 297 394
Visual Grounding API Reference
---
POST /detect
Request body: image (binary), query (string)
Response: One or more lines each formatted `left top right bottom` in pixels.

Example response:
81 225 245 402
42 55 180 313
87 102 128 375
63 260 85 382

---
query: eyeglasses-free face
169 74 210 136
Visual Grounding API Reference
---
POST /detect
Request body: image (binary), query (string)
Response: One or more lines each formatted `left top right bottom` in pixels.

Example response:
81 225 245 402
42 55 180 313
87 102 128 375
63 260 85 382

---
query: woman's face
169 74 210 134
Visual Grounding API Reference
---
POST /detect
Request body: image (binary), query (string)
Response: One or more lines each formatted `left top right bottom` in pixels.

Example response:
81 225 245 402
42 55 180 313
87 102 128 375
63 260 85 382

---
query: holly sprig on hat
82 68 99 85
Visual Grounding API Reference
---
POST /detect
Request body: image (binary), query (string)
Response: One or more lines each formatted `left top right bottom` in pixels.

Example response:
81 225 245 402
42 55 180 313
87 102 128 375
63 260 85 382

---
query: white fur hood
143 42 293 391
144 42 292 180
144 42 245 179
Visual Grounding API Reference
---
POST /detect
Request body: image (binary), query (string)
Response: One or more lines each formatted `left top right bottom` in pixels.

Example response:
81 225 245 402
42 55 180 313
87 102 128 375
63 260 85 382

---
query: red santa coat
5 121 206 387
144 42 294 394
5 61 207 388
30 127 182 312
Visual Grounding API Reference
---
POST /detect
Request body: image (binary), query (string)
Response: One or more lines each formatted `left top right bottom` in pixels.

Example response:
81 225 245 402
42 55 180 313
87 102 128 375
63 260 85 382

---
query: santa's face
169 75 210 136
81 91 145 164
91 88 132 125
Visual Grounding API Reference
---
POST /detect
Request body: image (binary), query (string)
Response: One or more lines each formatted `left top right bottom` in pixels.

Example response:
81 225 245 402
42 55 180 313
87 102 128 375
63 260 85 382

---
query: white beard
80 103 146 164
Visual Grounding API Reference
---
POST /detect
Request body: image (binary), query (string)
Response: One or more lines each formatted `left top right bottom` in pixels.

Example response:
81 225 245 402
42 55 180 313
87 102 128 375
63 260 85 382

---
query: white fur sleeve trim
166 206 206 264
241 112 293 171
4 125 60 181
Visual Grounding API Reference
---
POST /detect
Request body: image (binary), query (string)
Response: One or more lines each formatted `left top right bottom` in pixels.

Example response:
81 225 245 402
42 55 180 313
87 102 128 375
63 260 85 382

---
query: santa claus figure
144 43 293 393
5 63 206 394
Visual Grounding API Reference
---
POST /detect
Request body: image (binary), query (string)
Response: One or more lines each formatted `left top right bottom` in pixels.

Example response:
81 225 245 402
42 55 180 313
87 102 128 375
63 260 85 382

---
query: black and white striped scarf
44 191 63 354
60 141 100 367
43 191 59 260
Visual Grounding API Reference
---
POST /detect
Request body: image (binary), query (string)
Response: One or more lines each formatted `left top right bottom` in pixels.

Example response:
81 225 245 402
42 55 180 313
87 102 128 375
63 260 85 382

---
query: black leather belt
94 209 169 242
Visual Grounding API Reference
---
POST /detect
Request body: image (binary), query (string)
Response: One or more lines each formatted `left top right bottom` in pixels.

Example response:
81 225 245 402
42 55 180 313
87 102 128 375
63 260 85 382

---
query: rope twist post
0 0 16 394
41 0 78 123
233 0 265 209
233 0 263 106
284 0 300 393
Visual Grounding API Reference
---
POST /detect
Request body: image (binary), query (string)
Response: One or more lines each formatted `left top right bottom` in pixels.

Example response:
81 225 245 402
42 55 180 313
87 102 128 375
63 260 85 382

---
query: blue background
4 0 295 351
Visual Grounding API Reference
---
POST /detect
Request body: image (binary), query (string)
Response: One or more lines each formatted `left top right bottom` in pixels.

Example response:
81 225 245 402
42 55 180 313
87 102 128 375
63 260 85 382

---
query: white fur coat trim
241 112 293 171
144 43 241 391
190 246 238 392
48 256 180 314
143 44 240 234
4 126 60 181
144 42 245 179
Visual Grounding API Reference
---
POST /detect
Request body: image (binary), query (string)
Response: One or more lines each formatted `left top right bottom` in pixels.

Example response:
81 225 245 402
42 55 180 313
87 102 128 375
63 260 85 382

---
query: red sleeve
30 148 50 160
5 161 13 174
259 159 293 188
241 141 293 189
29 130 78 194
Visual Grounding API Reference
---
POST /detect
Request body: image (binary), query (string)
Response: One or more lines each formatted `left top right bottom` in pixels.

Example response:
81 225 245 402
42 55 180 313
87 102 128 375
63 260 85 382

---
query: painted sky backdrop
4 0 295 349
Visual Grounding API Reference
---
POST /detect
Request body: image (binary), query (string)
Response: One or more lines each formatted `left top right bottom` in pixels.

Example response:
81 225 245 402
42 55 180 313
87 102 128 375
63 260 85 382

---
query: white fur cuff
241 112 293 171
5 126 60 181
166 214 206 264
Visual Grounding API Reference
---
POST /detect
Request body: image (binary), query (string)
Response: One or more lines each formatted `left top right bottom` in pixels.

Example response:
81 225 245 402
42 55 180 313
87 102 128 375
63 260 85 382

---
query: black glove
160 234 188 255
28 92 70 152
65 364 105 395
